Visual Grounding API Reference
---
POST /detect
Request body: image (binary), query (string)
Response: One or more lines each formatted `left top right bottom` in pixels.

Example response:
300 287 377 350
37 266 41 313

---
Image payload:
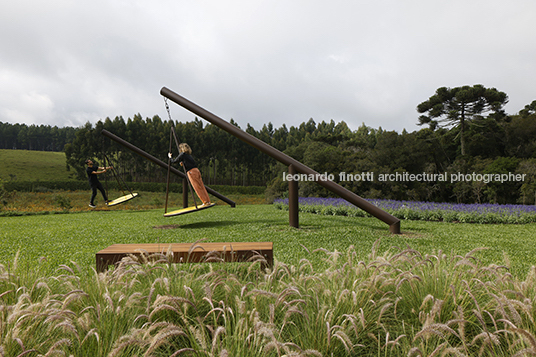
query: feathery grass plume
150 277 167 294
56 264 75 276
341 313 362 339
43 338 72 356
385 332 407 351
456 248 488 268
451 305 467 343
0 289 14 302
408 346 424 356
246 250 268 267
276 287 301 307
146 287 155 315
204 305 227 328
168 347 196 357
133 250 150 266
395 272 422 294
182 284 197 304
414 322 460 342
107 331 148 357
30 279 51 298
53 320 79 343
80 328 99 346
188 316 209 350
471 331 501 356
246 288 278 300
437 346 465 356
509 327 536 354
204 250 225 264
133 313 149 326
102 292 114 313
145 324 188 356
153 295 196 312
389 246 424 266
148 302 180 322
186 239 208 264
498 293 524 326
7 293 34 325
126 291 144 309
203 280 214 304
280 304 309 334
15 348 39 356
298 258 314 276
210 325 226 356
522 266 536 291
332 329 354 354
61 289 89 311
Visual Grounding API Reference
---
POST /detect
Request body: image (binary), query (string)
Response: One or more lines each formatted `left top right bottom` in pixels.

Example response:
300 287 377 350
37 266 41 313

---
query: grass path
2 205 536 278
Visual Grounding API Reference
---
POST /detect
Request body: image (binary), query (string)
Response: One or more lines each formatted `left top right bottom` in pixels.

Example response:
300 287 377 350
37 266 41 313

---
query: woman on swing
168 143 212 207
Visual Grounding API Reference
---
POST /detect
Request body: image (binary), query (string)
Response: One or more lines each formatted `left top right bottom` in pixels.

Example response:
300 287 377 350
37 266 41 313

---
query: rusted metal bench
96 242 273 272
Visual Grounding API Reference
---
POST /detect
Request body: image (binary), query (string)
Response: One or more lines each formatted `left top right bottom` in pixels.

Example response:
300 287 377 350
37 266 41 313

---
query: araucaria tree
417 84 508 155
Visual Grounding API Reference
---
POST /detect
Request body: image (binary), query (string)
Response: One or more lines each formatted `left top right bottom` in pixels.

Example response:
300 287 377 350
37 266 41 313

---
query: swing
163 98 215 217
164 203 216 217
102 153 139 207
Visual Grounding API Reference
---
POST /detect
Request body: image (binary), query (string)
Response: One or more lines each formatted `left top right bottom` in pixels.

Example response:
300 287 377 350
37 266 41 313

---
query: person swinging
85 159 111 208
168 143 212 207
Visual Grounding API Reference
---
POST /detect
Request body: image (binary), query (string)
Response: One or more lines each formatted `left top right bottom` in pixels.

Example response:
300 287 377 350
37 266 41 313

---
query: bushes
3 180 266 195
274 197 536 224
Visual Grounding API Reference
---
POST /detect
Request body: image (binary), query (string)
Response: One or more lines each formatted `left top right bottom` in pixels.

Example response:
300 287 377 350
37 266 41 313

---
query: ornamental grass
2 242 536 356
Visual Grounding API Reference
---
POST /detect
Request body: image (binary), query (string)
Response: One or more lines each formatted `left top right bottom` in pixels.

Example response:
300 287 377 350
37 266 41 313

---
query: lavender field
274 197 536 224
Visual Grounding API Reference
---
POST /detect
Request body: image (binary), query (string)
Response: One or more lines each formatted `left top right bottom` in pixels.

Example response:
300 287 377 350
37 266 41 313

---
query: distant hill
0 149 75 182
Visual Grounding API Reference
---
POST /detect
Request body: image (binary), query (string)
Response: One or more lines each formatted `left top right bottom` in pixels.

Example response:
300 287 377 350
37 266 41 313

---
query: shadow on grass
176 220 238 229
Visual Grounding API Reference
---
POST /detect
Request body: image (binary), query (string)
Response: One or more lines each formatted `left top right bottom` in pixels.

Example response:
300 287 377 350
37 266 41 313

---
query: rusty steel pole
288 164 299 228
182 178 188 208
160 87 400 234
101 129 236 208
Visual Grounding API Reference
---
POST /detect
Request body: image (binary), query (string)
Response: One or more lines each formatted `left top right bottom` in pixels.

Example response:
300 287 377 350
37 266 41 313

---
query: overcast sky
2 0 535 133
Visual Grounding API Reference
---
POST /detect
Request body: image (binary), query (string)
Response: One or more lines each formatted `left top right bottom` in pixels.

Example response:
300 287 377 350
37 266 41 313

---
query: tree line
0 122 77 151
62 114 349 187
2 85 536 205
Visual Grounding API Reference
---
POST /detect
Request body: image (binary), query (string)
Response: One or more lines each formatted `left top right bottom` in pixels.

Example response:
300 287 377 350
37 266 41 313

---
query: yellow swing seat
106 192 139 207
164 203 215 217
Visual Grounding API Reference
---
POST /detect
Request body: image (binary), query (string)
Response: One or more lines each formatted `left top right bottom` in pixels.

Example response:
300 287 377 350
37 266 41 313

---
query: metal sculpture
160 87 400 234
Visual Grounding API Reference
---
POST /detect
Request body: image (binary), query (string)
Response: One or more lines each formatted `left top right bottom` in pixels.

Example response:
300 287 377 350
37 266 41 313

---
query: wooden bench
96 242 273 272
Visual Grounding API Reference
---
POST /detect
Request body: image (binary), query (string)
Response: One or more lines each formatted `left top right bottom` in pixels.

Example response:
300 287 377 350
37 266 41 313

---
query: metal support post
288 164 299 228
182 177 188 208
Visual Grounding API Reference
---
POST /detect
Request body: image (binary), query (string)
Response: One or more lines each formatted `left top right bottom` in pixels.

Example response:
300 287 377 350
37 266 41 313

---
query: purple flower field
274 197 536 223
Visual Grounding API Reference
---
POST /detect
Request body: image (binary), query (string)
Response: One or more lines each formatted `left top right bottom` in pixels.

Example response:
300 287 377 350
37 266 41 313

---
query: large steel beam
160 87 400 233
101 129 236 208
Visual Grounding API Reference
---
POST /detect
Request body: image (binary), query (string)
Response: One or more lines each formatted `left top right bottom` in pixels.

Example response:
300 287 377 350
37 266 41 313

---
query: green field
0 149 74 181
2 204 536 279
2 149 536 278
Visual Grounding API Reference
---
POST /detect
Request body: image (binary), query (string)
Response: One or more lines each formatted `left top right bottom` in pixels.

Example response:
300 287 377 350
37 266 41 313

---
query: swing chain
164 97 173 122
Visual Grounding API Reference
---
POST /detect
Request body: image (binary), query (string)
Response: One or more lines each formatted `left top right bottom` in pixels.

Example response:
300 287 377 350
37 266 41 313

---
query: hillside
0 149 75 181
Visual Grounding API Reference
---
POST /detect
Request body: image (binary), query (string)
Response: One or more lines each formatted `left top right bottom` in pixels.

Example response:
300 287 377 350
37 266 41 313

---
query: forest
1 85 536 205
0 122 77 151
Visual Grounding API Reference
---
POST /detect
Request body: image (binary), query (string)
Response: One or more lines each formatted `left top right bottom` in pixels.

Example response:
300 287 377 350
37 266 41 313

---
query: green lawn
2 204 535 278
0 149 74 181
